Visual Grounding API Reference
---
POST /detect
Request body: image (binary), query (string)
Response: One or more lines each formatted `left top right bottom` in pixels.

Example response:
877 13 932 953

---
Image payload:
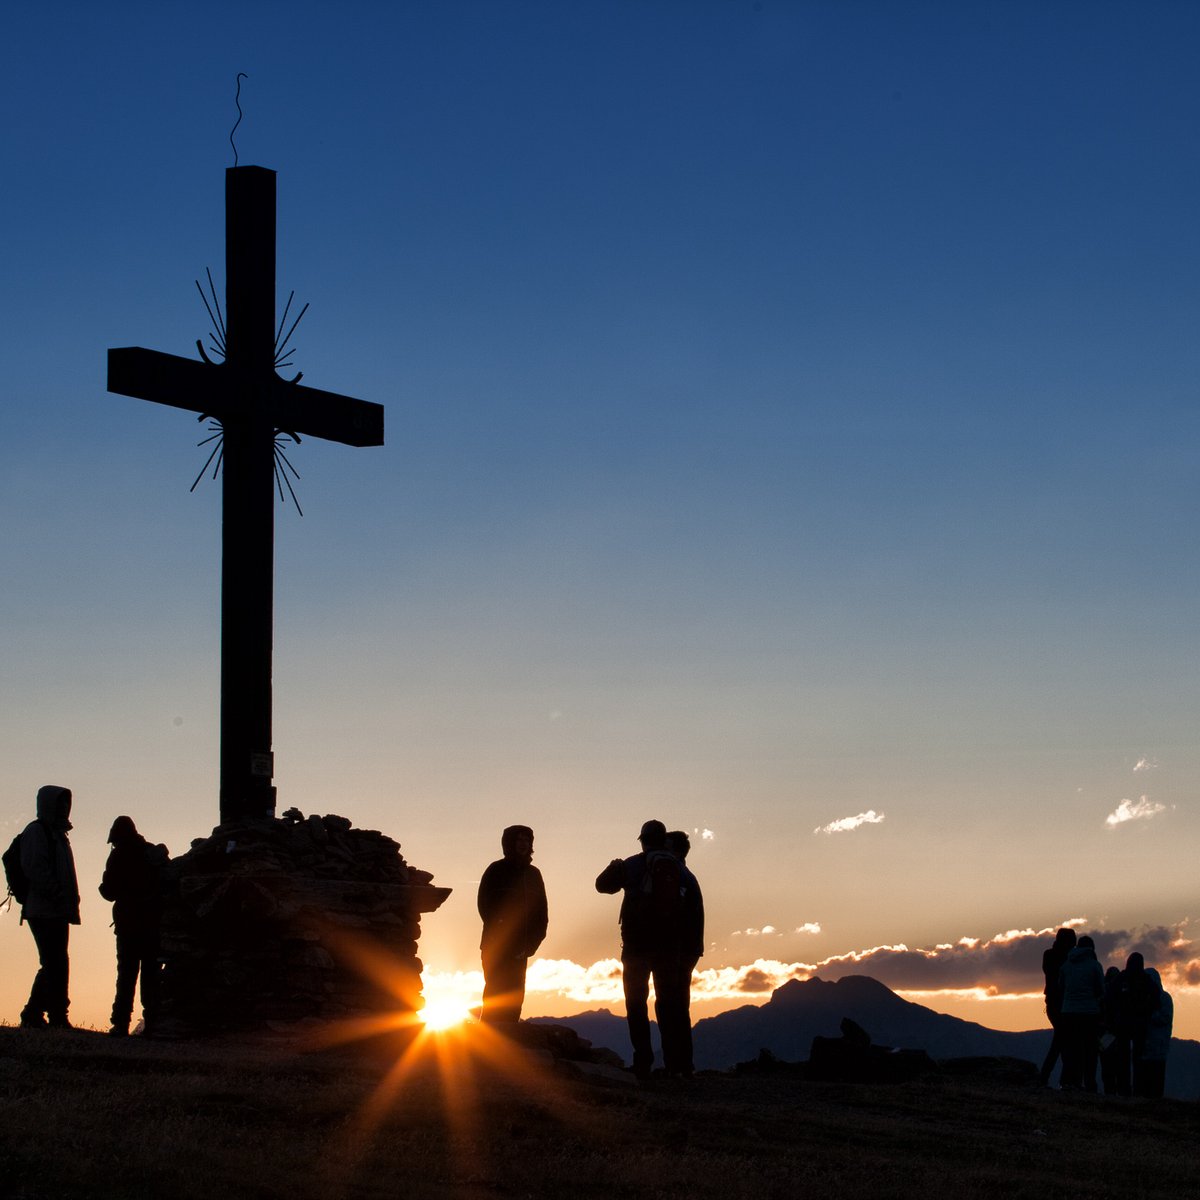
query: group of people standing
1040 926 1174 1098
30 792 1177 1098
476 818 704 1079
11 784 166 1037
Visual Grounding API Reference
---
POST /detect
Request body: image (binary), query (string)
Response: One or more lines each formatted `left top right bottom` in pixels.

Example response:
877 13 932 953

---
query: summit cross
107 166 384 823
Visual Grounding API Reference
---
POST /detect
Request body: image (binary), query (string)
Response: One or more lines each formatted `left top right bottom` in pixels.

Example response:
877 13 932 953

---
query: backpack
100 837 169 910
3 833 30 907
636 849 685 941
3 824 54 914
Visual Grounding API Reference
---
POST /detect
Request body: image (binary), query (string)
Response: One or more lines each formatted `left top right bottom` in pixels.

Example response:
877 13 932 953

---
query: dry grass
1 1026 1198 1199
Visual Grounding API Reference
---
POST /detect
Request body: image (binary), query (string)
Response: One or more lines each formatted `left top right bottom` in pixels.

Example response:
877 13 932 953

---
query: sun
419 995 474 1032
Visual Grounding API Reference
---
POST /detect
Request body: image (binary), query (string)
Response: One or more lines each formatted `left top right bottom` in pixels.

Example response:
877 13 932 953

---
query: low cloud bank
784 922 1200 995
423 922 1200 1011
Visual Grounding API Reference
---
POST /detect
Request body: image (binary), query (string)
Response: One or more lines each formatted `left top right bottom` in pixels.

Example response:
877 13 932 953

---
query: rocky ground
1 1021 1197 1199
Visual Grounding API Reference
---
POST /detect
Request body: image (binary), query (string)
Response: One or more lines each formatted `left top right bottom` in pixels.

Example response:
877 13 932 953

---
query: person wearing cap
98 816 169 1037
477 825 548 1024
596 820 691 1078
17 785 80 1029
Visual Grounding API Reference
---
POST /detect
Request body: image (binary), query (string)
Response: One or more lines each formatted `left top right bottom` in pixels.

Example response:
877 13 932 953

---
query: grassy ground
1 1025 1198 1200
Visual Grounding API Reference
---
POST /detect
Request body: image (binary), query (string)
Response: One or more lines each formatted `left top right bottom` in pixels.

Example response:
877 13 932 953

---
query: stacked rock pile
154 807 451 1036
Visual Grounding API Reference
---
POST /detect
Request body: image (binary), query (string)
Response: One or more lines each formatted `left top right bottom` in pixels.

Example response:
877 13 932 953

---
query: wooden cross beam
107 167 384 823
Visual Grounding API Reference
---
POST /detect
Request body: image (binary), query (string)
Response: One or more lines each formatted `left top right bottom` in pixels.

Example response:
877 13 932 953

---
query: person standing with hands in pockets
477 824 548 1025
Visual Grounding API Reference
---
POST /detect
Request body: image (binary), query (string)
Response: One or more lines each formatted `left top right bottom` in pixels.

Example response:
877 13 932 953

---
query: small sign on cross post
108 166 384 823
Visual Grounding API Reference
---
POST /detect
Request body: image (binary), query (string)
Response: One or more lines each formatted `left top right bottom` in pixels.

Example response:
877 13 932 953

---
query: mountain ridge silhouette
532 974 1200 1099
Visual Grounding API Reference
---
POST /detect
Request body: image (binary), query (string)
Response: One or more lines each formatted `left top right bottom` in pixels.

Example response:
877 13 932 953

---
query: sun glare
419 995 473 1031
299 938 587 1173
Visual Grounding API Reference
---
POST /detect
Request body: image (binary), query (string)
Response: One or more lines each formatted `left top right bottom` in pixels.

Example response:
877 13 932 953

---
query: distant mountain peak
769 974 905 1006
531 973 1200 1099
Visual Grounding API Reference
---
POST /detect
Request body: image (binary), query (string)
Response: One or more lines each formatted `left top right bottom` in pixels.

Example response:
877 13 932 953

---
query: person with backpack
595 819 691 1079
13 784 80 1029
666 829 705 1078
98 816 169 1037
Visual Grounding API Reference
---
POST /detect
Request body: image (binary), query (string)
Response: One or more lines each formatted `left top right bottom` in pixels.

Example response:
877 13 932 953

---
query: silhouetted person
596 820 690 1079
1039 926 1076 1086
1057 934 1104 1090
1123 951 1155 1095
666 829 705 1077
98 816 168 1037
17 785 80 1029
1134 965 1173 1098
1099 964 1132 1097
477 825 548 1024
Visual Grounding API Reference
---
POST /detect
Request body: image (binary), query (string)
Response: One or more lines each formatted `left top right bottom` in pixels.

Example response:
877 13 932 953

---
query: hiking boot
19 1008 46 1029
46 1015 73 1030
108 1024 129 1038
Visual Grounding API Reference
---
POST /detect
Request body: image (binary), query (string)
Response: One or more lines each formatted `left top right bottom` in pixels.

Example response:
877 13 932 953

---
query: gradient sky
3 1 1199 1038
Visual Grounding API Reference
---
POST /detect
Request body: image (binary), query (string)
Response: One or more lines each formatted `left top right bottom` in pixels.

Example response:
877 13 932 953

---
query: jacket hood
1067 944 1096 964
36 785 72 829
501 825 534 860
108 815 140 844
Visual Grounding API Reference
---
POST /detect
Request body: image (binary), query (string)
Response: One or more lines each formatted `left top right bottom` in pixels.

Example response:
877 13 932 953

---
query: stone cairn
154 807 450 1037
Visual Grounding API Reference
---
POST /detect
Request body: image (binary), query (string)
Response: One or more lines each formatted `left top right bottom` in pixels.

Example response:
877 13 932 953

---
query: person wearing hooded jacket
1135 966 1173 1099
1038 926 1076 1086
98 815 168 1037
477 825 548 1024
1057 934 1104 1091
18 784 80 1029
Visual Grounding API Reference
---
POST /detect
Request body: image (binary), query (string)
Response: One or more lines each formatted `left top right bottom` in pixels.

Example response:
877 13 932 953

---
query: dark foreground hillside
1 1024 1198 1200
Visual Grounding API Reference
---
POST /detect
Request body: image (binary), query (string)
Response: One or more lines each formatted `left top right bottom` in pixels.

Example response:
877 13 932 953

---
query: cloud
698 828 715 841
737 968 777 993
693 960 810 999
424 923 1200 1015
526 957 624 999
733 922 819 938
1133 757 1158 772
1105 796 1167 828
798 922 1200 997
643 923 1199 1000
815 810 885 835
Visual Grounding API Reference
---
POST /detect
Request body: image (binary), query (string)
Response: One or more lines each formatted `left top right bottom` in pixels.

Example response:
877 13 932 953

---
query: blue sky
4 1 1200 1034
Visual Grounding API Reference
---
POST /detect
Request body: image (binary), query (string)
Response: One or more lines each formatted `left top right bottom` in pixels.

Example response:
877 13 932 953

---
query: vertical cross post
106 166 385 828
221 167 278 820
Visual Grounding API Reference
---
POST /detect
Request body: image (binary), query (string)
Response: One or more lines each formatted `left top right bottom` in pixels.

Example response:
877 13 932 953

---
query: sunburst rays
293 929 602 1199
187 277 310 513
